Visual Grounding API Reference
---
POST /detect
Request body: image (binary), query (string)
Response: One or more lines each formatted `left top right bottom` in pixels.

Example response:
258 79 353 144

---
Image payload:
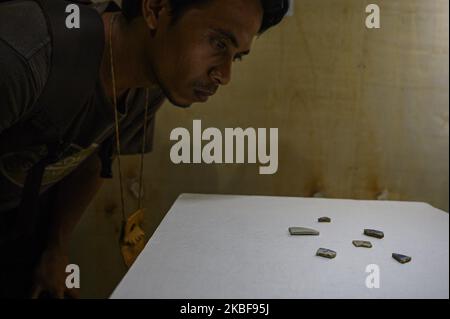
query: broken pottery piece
352 240 372 248
318 217 331 223
316 248 336 259
392 253 411 264
289 227 320 236
364 229 384 239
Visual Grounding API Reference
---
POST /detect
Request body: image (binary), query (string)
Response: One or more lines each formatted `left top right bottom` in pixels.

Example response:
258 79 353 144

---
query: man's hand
30 246 79 299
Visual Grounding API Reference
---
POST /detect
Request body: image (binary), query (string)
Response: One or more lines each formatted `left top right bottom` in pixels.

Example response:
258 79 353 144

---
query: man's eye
233 56 243 62
214 39 227 51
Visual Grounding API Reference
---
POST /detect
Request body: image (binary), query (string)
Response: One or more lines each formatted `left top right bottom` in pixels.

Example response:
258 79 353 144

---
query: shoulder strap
31 0 105 144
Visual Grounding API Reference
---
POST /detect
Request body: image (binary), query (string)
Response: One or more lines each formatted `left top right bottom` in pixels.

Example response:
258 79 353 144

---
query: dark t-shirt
0 1 165 213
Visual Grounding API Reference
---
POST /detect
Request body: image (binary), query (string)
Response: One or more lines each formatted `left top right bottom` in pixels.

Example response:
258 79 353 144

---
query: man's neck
100 12 157 100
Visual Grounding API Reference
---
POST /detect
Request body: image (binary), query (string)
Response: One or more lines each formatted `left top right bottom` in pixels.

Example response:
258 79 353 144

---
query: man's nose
210 59 232 86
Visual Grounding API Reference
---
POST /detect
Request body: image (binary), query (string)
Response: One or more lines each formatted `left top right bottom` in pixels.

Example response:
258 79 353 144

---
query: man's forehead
197 0 263 47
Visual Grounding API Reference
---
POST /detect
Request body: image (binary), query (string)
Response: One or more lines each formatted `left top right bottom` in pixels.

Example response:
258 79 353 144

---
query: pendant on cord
120 208 147 268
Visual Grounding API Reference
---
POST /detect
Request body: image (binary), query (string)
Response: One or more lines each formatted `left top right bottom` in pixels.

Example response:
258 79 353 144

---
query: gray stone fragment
316 248 336 259
289 227 320 236
392 253 411 264
352 240 372 248
364 229 384 239
318 217 331 223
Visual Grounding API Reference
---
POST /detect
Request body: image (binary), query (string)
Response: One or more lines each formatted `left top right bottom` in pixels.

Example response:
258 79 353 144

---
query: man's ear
142 0 170 30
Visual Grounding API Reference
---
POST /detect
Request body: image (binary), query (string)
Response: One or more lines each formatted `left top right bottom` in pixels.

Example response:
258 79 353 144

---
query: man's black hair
121 0 290 34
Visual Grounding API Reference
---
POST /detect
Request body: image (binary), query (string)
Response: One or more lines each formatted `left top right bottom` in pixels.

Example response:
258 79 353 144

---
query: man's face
146 0 263 107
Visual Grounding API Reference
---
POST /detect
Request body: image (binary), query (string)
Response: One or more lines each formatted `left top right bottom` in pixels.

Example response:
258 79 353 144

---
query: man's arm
48 150 105 250
31 149 106 299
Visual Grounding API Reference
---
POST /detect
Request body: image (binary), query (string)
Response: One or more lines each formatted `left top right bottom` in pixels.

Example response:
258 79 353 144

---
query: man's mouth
194 87 217 102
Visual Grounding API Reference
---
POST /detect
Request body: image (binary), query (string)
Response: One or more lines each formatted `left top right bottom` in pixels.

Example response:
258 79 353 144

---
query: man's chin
164 92 193 109
170 101 192 109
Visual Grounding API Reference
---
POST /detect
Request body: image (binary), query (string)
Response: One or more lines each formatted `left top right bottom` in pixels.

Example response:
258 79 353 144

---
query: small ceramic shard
318 217 331 223
392 253 411 264
316 248 336 259
352 240 372 248
289 227 320 236
364 229 384 239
